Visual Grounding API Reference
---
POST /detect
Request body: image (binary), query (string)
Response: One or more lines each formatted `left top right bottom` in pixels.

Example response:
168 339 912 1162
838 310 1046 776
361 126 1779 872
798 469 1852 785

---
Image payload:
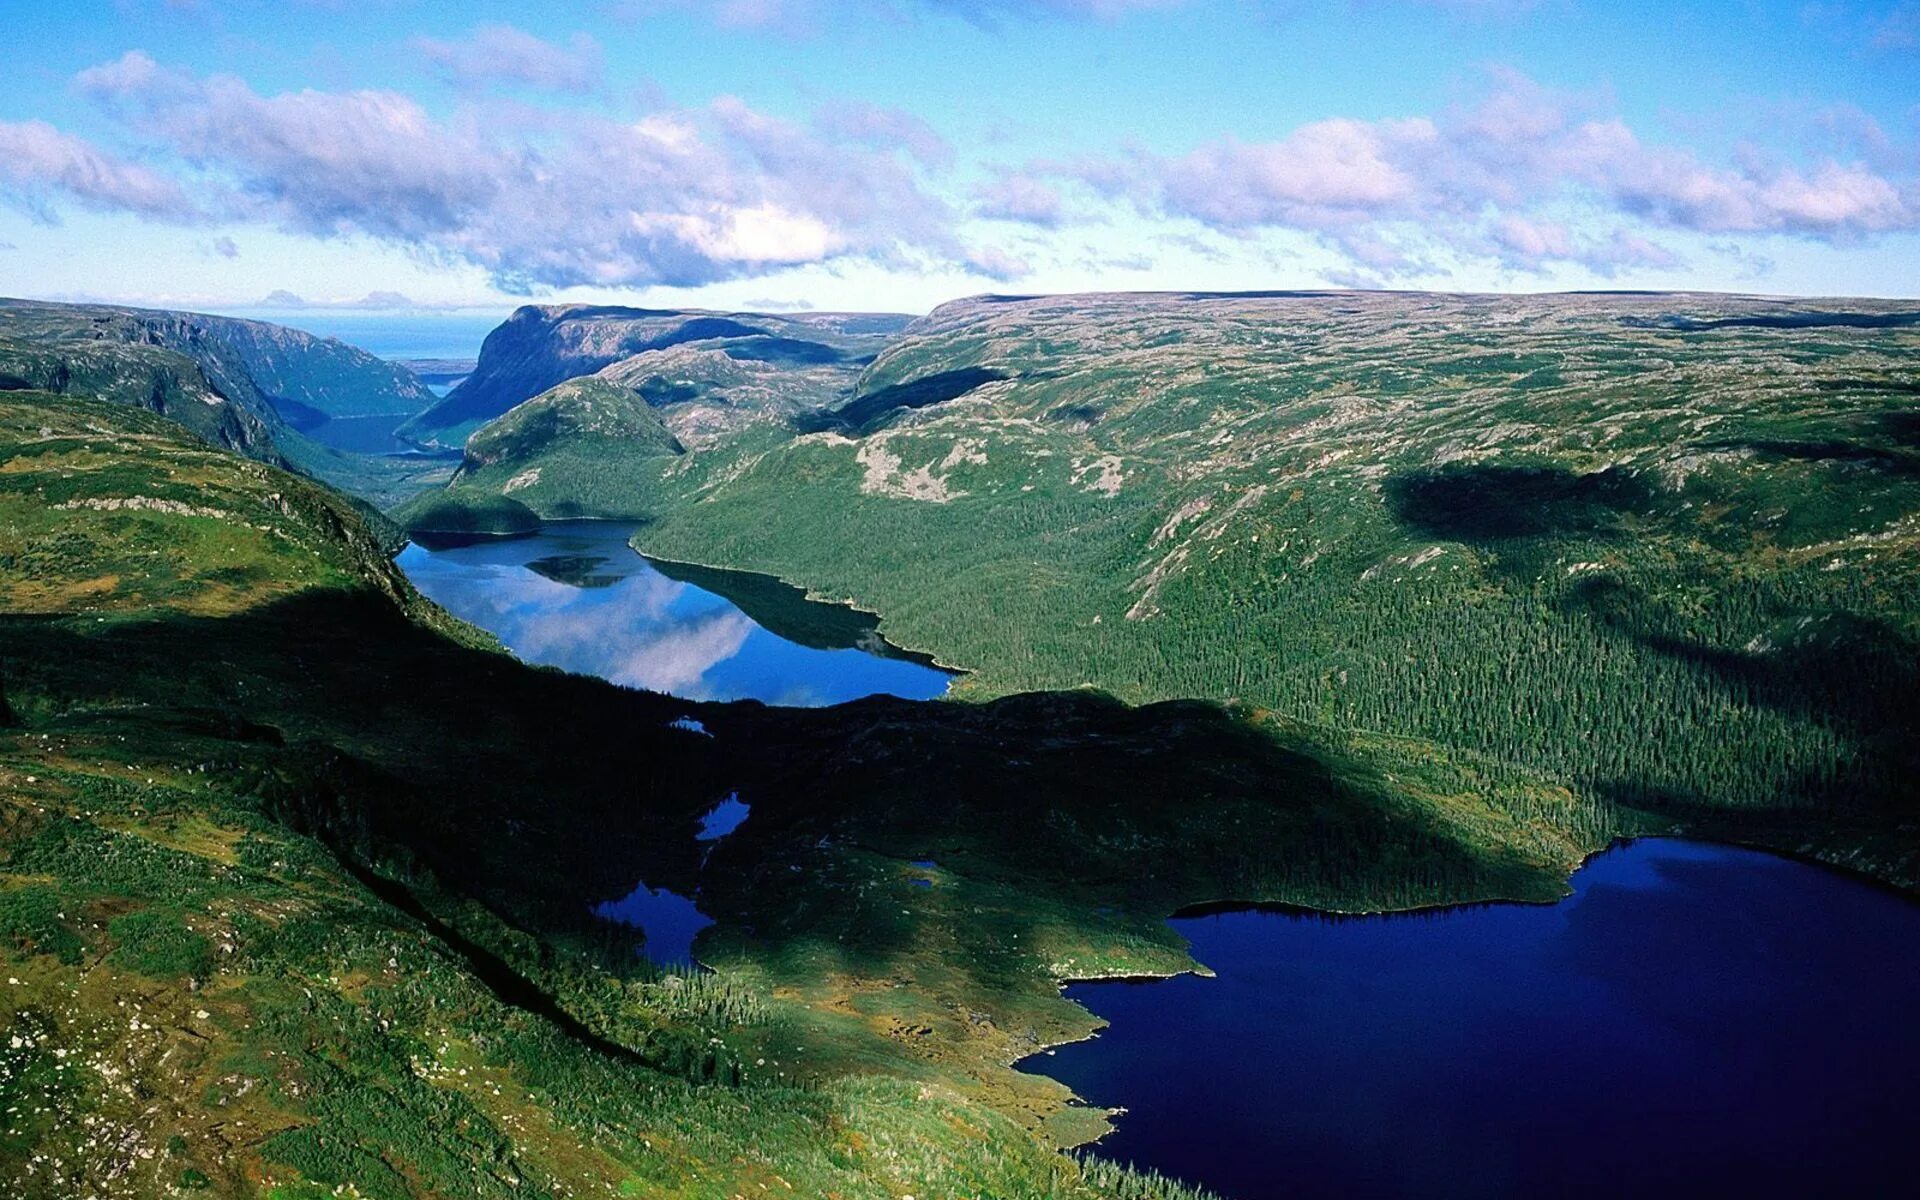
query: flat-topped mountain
398 303 912 447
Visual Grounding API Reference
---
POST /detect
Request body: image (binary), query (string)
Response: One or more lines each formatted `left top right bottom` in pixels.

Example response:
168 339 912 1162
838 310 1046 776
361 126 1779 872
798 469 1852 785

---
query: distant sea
226 311 507 361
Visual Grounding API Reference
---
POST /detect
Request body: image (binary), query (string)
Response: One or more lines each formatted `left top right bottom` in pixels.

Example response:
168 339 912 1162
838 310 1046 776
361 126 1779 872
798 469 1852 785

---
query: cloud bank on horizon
0 0 1916 311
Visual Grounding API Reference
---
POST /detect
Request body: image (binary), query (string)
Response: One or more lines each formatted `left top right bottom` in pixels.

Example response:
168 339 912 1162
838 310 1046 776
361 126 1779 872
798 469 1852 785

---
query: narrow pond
1025 839 1920 1200
396 521 953 705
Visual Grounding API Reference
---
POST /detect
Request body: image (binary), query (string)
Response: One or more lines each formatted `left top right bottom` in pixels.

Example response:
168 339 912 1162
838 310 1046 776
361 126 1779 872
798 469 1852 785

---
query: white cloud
975 172 1066 225
413 24 605 94
1050 68 1919 277
62 52 969 290
964 244 1033 279
814 100 954 168
0 119 200 222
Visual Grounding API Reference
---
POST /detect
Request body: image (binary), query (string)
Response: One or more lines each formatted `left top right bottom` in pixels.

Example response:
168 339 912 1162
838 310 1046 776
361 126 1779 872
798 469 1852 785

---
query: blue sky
1 0 1916 315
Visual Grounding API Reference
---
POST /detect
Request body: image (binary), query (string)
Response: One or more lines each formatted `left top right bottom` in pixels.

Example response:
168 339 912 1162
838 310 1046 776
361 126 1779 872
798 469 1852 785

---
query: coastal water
1027 839 1920 1200
396 521 953 705
241 311 504 361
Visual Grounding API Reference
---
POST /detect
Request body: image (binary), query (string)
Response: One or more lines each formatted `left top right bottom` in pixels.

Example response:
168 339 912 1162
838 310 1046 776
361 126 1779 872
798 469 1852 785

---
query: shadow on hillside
1624 311 1920 332
1564 576 1920 813
0 587 1565 1015
1877 410 1920 448
799 366 1009 434
1698 436 1920 478
1384 462 1653 543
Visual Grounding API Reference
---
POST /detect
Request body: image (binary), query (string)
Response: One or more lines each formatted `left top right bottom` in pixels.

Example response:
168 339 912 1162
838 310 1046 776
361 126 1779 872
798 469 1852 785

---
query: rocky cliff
398 303 911 446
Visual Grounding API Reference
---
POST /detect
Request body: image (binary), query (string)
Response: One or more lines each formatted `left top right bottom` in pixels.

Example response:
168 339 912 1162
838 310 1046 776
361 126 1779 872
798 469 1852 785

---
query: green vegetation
400 490 543 537
0 297 453 509
10 288 1920 1197
465 377 686 469
106 908 214 981
4 385 1604 1197
421 290 1919 886
392 377 690 525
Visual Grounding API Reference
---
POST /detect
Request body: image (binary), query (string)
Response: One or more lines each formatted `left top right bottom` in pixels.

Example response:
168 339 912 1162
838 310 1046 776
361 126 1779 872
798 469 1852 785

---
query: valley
416 291 1920 886
1 291 1915 1199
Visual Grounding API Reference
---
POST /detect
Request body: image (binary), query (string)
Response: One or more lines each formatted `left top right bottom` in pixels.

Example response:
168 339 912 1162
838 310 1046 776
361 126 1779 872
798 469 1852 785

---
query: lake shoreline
397 520 955 707
627 536 977 679
1020 831 1920 1158
1020 836 1920 1197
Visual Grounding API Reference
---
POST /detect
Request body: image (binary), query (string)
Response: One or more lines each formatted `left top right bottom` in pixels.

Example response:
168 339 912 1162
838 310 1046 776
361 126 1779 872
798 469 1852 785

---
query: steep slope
0 390 1170 1199
396 377 686 525
424 290 1920 847
166 310 433 421
0 328 284 463
399 303 910 446
0 298 453 507
463 376 686 471
8 345 1918 1197
0 298 433 423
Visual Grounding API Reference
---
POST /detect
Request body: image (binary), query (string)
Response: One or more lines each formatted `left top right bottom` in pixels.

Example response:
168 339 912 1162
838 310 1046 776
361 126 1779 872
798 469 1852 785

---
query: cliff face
0 323 287 464
399 303 912 446
0 298 435 433
180 313 436 419
0 300 461 511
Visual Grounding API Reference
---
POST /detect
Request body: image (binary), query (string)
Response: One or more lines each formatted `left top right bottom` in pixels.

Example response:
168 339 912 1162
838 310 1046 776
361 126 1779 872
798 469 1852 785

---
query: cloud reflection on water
397 523 951 705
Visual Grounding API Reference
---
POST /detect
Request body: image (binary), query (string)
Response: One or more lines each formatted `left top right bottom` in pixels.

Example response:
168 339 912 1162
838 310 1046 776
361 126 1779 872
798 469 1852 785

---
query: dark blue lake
396 521 953 705
1028 839 1920 1200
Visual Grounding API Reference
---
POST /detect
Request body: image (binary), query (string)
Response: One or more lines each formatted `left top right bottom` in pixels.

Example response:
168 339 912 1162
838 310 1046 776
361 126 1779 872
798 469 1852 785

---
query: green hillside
8 386 1640 1198
403 378 687 524
10 289 1919 1198
0 298 453 509
417 290 1920 875
0 298 433 422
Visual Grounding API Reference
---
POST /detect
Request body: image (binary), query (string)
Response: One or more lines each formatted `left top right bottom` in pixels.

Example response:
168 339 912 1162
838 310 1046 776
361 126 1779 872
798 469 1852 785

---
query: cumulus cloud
974 172 1066 225
1050 68 1919 276
413 24 604 94
1489 216 1679 276
63 52 968 290
0 118 200 222
814 100 953 168
964 244 1033 279
24 48 1915 291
